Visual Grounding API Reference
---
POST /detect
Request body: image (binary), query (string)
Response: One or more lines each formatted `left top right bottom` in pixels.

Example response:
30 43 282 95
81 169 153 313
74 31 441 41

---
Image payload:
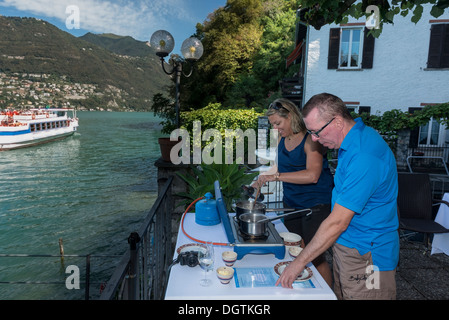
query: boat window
31 124 36 132
36 123 41 131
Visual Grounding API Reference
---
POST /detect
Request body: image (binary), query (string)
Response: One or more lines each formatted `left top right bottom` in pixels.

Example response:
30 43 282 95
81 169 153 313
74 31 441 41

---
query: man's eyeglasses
307 117 335 138
269 102 288 112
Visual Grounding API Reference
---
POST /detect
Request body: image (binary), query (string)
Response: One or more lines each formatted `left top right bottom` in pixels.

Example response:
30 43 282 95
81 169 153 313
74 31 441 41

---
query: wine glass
198 241 214 286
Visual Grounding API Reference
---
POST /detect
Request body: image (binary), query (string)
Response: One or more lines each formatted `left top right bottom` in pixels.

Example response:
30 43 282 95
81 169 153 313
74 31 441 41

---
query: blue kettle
195 192 220 226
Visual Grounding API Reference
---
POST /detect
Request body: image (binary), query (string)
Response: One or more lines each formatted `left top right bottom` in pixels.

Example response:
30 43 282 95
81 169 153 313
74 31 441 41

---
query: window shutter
362 28 375 69
442 24 449 68
427 24 449 68
328 28 340 69
428 24 444 68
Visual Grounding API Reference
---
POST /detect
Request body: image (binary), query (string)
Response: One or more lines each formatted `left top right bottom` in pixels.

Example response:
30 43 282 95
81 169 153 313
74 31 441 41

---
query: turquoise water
0 111 165 299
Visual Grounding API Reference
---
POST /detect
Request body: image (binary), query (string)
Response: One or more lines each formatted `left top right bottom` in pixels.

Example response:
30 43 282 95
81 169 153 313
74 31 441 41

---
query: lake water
0 111 165 299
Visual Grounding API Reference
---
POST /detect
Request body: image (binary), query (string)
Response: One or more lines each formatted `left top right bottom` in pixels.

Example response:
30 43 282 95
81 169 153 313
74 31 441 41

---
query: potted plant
152 93 180 162
176 157 258 211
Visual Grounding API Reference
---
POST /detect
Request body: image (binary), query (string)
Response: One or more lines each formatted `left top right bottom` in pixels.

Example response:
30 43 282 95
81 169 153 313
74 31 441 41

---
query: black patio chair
397 172 449 248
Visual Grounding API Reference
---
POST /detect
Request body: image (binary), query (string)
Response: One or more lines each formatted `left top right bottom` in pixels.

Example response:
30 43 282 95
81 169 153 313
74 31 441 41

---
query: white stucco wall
303 4 449 115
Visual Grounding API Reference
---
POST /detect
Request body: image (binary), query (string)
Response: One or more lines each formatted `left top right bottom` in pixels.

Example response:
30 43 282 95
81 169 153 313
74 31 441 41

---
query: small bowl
216 266 235 284
222 251 237 267
279 232 303 247
289 246 303 259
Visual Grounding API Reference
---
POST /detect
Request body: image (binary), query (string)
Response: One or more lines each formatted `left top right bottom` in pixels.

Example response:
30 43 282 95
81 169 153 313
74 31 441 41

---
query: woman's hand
257 173 277 186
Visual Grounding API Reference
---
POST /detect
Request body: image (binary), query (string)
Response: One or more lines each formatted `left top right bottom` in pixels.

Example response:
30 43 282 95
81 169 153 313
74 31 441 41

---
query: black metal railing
406 143 449 175
99 176 174 300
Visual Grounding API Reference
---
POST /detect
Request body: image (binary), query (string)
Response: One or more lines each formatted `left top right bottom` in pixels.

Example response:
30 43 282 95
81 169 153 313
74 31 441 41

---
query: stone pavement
396 238 449 300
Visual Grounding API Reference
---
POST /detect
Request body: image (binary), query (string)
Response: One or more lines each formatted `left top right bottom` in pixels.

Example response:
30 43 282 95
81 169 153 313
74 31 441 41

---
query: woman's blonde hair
266 98 306 134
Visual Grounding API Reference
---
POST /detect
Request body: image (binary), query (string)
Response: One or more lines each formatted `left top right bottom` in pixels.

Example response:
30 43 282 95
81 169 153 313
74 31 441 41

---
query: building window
409 107 445 147
427 23 449 69
328 26 375 69
340 28 363 68
418 118 442 146
358 106 371 115
344 101 360 113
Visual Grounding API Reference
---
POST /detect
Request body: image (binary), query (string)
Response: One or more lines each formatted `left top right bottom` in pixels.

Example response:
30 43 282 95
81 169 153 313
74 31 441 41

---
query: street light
150 30 203 129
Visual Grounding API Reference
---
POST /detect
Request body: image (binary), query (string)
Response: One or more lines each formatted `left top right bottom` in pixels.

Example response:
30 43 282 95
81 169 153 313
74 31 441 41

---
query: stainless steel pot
238 209 312 236
234 200 294 217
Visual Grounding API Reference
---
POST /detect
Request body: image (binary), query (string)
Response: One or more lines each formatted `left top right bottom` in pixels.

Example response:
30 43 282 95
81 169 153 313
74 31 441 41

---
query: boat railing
99 176 175 300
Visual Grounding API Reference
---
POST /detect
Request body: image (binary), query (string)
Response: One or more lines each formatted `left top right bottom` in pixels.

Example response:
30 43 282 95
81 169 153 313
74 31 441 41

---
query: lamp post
150 30 204 129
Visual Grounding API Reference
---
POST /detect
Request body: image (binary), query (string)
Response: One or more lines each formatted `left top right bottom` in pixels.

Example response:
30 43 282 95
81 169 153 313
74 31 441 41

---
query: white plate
274 262 313 282
176 243 207 255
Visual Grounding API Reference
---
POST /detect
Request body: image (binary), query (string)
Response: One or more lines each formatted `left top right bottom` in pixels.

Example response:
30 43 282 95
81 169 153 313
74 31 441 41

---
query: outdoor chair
397 172 449 248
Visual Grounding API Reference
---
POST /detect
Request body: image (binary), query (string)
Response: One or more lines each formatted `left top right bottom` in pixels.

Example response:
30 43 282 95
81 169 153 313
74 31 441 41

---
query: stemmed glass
198 241 214 286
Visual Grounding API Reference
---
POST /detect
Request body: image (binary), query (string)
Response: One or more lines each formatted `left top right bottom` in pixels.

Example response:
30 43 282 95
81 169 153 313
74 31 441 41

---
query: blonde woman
253 98 334 286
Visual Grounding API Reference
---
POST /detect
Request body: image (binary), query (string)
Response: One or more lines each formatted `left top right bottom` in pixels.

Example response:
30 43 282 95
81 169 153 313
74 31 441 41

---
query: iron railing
407 143 449 175
99 176 174 300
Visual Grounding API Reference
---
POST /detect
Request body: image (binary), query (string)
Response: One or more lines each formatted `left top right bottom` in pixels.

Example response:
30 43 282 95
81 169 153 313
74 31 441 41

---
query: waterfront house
283 3 449 171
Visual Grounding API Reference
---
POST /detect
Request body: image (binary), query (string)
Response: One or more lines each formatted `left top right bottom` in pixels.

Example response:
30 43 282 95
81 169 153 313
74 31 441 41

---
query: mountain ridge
0 16 170 111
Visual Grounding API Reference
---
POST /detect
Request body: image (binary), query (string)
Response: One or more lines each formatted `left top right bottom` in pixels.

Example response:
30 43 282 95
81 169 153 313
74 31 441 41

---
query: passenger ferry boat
0 108 79 151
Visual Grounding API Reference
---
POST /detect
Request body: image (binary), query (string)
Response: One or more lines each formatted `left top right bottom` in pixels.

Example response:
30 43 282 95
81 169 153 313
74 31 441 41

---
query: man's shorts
332 243 396 300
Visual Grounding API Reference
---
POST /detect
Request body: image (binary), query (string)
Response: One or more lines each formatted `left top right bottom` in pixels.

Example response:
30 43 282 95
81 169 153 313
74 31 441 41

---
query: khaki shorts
332 243 396 300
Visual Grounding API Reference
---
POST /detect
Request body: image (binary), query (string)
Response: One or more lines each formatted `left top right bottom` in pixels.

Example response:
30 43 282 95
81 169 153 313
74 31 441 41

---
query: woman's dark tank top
277 133 333 209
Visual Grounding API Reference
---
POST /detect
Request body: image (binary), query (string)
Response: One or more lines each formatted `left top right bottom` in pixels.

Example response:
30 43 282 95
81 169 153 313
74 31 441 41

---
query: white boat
0 108 79 151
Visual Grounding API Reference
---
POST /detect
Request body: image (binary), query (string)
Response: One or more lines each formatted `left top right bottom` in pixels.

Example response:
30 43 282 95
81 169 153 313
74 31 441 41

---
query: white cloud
0 0 197 40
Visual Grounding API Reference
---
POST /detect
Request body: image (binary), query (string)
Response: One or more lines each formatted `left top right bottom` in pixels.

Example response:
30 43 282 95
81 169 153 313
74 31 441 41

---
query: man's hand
275 258 306 288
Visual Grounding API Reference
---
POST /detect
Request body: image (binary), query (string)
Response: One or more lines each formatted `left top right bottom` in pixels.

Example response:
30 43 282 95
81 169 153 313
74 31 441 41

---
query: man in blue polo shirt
276 93 399 300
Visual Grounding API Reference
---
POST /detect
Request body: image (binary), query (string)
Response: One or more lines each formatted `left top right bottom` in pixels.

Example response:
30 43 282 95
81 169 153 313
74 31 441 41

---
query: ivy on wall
355 103 449 135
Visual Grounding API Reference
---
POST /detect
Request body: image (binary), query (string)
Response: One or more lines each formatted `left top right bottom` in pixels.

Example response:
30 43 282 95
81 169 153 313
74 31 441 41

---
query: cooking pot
237 209 312 237
234 200 295 217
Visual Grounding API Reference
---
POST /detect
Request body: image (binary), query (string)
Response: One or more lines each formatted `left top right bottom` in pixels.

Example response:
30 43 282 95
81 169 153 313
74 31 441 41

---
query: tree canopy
161 0 449 113
179 0 300 110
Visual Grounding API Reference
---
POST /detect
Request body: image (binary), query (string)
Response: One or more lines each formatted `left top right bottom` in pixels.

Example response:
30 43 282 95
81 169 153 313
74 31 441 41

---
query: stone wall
396 129 410 171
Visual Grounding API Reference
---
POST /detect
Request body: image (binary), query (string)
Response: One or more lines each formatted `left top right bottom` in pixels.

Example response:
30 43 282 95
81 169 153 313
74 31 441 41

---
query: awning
286 40 303 68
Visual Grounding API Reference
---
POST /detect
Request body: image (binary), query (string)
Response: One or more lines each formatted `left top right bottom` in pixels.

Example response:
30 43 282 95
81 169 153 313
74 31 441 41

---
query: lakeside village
0 71 131 112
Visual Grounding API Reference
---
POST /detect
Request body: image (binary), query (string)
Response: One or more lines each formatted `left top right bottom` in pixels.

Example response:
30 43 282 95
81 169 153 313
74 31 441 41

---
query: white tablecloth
164 211 337 300
431 193 449 256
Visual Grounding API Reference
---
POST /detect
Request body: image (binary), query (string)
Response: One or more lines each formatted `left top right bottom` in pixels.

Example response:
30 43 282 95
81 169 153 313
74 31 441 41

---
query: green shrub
353 103 449 153
355 103 449 134
180 103 264 162
177 161 258 211
181 103 262 133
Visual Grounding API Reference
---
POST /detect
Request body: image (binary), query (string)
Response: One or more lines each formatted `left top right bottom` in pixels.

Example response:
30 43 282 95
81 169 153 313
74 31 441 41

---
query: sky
0 0 227 54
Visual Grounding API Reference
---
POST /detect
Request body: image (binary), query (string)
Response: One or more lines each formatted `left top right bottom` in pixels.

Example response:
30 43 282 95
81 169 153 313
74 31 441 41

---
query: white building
284 4 449 158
